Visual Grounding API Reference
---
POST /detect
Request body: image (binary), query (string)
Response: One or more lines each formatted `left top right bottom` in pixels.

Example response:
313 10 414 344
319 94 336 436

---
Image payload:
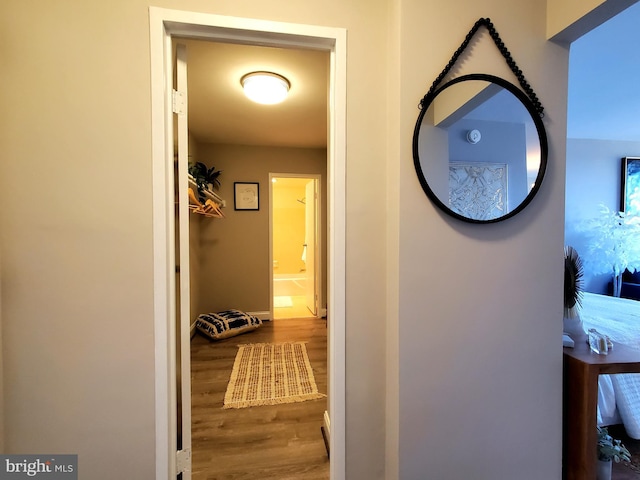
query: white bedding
580 292 640 438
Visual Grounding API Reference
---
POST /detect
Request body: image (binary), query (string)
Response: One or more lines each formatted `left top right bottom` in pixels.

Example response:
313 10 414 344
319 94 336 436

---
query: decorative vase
563 314 587 343
596 459 612 480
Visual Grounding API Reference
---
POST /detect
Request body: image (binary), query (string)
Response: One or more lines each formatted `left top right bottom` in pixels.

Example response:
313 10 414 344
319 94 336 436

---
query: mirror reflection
413 74 547 223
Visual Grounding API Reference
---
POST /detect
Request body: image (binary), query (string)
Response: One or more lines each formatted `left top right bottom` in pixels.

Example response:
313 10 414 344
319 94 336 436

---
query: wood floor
190 317 329 480
608 424 640 479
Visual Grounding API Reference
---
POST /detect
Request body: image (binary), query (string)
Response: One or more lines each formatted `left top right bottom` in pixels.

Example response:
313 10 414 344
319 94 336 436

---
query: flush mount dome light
241 72 290 105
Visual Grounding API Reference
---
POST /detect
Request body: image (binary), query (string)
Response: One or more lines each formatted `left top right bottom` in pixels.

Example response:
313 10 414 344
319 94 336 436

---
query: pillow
195 309 262 341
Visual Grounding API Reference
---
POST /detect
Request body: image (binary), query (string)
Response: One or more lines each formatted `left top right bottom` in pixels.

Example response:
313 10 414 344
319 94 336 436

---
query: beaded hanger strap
420 17 544 117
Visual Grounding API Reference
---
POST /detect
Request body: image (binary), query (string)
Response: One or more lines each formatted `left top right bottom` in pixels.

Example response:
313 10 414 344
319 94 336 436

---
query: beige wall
395 1 567 478
188 137 203 323
189 216 202 323
0 2 157 476
0 1 389 475
547 0 606 39
195 144 328 316
0 0 619 478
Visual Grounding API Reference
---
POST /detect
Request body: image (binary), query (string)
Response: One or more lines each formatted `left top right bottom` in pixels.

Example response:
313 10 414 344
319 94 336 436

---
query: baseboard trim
248 311 271 321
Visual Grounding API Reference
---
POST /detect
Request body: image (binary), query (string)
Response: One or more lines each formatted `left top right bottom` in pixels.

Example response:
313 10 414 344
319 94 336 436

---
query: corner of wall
547 0 638 44
385 0 401 478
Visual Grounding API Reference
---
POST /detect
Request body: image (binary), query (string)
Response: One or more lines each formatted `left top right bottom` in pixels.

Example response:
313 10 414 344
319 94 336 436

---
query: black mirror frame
412 73 548 224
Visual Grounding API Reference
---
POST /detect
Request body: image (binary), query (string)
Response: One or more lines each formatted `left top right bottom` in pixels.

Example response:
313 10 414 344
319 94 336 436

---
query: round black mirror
413 74 548 223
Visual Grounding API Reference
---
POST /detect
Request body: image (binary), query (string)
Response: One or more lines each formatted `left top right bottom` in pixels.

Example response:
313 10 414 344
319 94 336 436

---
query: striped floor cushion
196 309 262 340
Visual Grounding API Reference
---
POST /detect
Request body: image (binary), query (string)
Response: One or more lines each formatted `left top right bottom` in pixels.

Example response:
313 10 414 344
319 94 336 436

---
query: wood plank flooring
608 424 640 479
190 317 329 480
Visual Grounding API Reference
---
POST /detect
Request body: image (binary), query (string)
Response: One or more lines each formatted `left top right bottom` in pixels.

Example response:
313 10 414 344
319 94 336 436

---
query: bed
580 292 640 438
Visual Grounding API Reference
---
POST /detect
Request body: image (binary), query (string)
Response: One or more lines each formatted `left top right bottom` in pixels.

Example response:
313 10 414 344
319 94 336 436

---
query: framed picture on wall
621 157 640 216
449 162 508 221
234 182 260 211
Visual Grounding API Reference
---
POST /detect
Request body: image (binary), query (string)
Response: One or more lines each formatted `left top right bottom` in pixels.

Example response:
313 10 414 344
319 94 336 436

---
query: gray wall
565 138 640 293
449 118 528 209
564 2 640 294
195 143 327 315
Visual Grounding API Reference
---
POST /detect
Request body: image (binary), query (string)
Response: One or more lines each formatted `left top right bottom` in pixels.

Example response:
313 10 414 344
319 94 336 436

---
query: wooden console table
563 341 640 480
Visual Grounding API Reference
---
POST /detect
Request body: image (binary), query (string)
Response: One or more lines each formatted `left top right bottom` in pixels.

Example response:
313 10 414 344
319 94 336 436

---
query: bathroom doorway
270 173 323 319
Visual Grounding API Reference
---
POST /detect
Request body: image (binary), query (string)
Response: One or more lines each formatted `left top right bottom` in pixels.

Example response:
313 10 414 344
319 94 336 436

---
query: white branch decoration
576 204 640 297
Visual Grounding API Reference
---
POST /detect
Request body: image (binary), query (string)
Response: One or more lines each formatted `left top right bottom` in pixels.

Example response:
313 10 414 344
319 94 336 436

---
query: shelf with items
188 175 225 218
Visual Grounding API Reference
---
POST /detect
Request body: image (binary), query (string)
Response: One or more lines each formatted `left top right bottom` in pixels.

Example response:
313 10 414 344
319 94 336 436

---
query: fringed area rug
223 342 325 409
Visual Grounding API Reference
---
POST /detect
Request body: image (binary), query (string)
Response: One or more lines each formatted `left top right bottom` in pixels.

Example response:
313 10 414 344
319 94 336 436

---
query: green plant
597 426 631 463
188 162 222 202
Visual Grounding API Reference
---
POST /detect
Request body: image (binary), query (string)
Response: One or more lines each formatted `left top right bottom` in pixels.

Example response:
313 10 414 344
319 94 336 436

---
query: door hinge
176 448 191 475
172 89 186 115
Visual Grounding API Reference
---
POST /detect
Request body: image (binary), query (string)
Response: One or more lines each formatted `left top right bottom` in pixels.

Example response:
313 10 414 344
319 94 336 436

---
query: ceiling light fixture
241 72 290 105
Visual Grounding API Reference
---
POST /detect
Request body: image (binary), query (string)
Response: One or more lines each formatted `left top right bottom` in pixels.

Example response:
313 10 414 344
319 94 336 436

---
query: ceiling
178 38 329 149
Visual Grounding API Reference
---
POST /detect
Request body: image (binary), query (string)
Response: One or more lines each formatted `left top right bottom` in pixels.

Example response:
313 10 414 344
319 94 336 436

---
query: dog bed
195 309 262 340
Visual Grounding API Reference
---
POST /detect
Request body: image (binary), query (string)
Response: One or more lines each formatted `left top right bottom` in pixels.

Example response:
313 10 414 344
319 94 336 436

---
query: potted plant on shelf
564 245 586 341
188 162 222 203
597 426 631 480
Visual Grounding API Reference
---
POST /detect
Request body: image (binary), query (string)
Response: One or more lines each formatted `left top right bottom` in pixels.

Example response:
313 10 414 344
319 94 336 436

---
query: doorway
271 174 323 320
150 8 347 480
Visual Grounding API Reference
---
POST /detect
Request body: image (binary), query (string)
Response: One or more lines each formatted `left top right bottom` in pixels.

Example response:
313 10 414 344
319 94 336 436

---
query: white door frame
174 43 193 479
269 173 323 319
149 7 346 480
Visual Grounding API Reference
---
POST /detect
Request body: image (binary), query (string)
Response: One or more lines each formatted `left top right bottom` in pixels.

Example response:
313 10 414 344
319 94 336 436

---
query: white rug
223 342 325 409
